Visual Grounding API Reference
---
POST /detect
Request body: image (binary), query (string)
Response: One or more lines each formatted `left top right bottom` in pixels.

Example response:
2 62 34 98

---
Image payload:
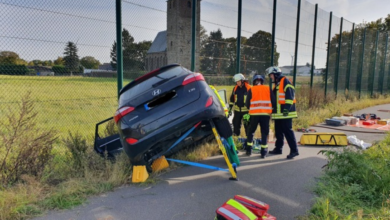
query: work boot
269 148 282 155
286 152 299 159
260 145 268 159
245 142 252 156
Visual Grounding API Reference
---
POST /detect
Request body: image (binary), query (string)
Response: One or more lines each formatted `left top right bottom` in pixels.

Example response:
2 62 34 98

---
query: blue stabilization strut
166 158 232 172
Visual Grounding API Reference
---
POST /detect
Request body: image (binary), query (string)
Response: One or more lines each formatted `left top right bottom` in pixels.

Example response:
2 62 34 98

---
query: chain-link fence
1 0 390 141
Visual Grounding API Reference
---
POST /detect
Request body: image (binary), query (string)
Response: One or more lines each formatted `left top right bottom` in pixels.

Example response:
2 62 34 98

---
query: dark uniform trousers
246 115 270 146
232 111 249 136
274 118 298 153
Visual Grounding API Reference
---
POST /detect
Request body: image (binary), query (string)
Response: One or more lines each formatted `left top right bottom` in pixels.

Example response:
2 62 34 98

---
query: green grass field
0 75 324 139
0 75 133 138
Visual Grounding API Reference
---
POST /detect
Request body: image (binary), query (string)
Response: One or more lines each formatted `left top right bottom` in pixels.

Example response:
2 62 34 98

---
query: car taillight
114 106 135 123
205 96 213 107
182 73 205 86
126 138 138 145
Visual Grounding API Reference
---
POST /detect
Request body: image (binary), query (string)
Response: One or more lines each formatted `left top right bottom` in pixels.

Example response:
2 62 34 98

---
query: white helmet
233 73 245 82
265 66 282 78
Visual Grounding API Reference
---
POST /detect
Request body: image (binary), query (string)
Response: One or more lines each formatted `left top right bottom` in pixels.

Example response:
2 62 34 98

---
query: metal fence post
371 30 379 97
381 32 388 94
325 12 333 97
310 4 318 88
346 23 355 90
358 28 367 99
191 0 197 71
271 0 277 67
335 17 343 95
293 0 301 87
116 0 123 98
270 0 277 87
236 0 242 74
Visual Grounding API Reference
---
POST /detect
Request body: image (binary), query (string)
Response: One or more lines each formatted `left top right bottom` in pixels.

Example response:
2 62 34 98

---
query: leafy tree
324 15 390 92
80 56 101 69
0 51 26 65
110 41 117 70
224 37 239 75
200 29 226 74
63 41 80 73
110 28 152 71
54 56 64 65
243 30 279 75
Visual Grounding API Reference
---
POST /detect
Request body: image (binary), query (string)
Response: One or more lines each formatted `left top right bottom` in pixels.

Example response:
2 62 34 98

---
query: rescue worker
244 74 275 157
266 66 299 159
229 73 251 137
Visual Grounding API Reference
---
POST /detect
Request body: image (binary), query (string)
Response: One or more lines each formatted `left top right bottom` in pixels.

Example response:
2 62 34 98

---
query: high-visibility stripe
272 111 298 119
284 84 295 92
261 145 268 149
251 101 271 104
249 113 271 116
234 106 249 112
285 99 294 104
226 200 257 220
217 207 242 220
250 106 273 110
247 142 253 146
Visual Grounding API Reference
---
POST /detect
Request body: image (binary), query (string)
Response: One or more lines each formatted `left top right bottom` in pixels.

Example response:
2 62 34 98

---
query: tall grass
304 136 390 219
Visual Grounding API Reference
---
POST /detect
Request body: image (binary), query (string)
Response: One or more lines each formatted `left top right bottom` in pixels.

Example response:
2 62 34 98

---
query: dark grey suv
114 64 225 168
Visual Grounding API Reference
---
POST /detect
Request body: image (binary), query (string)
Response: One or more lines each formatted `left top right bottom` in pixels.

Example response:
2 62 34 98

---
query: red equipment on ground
215 195 276 220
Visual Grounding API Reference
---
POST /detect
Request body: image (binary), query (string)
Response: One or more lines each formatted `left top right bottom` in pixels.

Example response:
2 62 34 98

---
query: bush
0 94 57 187
51 65 68 75
0 64 29 75
310 144 390 218
63 132 89 172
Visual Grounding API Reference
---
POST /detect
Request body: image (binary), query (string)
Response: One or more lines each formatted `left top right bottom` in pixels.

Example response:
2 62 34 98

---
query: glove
228 107 232 117
243 114 250 122
283 109 289 117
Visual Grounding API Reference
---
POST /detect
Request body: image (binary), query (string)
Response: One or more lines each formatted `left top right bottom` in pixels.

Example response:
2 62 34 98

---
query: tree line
324 15 390 92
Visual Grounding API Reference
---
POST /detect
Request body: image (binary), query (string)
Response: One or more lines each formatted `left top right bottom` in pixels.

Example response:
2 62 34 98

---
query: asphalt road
34 104 390 220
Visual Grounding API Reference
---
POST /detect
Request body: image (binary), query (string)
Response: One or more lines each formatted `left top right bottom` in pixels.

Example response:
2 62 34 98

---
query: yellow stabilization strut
209 120 238 180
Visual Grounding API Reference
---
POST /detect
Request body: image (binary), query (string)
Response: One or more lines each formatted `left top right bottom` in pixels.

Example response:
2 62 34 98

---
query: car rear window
119 66 185 106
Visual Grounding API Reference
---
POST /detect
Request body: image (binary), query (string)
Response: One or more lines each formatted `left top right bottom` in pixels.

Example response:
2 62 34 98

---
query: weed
307 136 390 219
63 131 89 172
0 94 57 187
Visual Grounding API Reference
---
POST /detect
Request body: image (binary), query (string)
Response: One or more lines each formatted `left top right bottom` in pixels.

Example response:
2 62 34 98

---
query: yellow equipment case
300 133 348 146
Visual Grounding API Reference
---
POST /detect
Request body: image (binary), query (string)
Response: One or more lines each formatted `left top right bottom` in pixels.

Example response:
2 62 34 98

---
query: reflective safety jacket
229 82 251 112
245 85 274 116
271 77 297 119
209 85 229 117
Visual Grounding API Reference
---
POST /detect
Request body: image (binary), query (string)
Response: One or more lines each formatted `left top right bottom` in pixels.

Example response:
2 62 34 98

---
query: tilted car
113 64 226 170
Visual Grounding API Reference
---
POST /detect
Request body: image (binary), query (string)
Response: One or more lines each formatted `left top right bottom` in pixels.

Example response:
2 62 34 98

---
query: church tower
167 0 201 71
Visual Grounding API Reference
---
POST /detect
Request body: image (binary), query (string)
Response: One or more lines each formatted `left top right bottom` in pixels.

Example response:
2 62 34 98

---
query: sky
1 0 389 69
306 0 390 24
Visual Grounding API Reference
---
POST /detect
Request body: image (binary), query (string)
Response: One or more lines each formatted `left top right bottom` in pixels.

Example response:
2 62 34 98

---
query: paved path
34 104 390 220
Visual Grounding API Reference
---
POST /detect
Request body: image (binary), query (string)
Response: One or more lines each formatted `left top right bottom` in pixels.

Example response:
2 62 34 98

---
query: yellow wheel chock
132 165 149 183
151 155 169 172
